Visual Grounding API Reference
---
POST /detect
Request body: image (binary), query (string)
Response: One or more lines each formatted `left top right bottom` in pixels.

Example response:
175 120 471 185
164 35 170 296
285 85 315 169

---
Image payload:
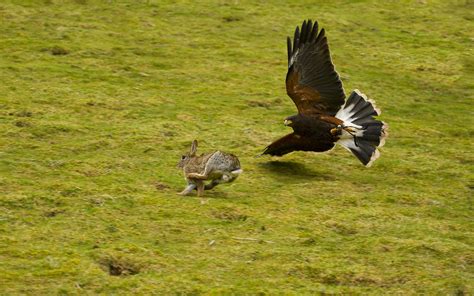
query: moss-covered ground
0 0 473 294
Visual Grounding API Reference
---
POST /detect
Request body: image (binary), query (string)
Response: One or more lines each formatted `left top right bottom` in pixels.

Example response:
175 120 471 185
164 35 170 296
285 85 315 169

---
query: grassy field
1 0 473 294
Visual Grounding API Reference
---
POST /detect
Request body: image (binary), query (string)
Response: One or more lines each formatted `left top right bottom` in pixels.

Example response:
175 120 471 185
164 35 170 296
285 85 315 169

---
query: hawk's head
284 115 298 127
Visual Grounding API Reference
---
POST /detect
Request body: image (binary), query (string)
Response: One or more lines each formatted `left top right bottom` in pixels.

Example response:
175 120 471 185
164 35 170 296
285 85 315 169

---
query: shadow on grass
199 190 230 199
258 161 334 182
173 187 231 199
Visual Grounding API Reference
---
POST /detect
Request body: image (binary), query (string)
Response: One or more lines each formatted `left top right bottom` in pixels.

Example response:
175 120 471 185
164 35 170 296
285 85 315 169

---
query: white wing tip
365 149 381 168
378 121 389 148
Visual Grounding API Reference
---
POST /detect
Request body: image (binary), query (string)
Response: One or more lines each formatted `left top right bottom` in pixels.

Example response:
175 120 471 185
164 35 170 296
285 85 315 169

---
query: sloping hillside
0 0 472 294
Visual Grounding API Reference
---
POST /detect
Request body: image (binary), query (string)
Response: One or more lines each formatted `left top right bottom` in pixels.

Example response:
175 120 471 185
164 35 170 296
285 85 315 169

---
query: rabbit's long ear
190 140 198 156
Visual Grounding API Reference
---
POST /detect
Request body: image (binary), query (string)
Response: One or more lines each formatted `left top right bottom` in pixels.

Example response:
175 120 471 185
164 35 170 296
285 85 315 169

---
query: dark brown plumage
262 20 388 167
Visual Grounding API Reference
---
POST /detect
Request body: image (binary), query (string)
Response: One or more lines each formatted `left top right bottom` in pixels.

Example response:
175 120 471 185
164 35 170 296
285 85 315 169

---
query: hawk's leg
331 125 360 147
330 125 343 136
343 126 360 147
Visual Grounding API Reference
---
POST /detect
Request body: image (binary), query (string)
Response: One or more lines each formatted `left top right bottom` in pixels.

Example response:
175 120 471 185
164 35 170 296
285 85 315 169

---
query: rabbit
177 140 242 196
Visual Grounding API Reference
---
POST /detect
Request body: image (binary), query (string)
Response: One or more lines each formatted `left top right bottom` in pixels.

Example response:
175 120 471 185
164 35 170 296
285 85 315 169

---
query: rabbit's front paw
178 184 196 196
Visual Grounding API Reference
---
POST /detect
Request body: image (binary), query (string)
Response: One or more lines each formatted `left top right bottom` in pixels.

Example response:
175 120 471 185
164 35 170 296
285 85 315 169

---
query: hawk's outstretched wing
286 20 346 116
262 133 335 156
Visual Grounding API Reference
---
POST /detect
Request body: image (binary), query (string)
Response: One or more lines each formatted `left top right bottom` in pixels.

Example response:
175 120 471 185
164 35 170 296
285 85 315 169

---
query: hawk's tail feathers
335 90 388 167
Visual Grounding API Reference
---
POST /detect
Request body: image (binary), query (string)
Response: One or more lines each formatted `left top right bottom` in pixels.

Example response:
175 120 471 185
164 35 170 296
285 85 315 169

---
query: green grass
1 0 473 294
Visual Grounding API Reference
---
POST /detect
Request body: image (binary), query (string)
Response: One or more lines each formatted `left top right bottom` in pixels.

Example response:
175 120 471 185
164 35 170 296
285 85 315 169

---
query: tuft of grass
0 0 472 294
97 254 143 276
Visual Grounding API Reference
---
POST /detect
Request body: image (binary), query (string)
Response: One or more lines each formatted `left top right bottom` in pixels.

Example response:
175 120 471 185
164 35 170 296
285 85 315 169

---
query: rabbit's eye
181 155 186 160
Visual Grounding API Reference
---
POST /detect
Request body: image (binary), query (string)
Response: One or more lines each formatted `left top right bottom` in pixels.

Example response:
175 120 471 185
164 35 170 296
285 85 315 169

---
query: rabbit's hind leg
186 164 212 180
204 168 243 190
186 172 207 180
214 172 237 186
205 179 220 190
221 169 243 183
187 152 220 180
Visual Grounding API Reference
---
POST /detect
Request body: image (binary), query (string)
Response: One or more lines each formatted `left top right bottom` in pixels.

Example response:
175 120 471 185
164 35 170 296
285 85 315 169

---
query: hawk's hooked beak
284 119 292 126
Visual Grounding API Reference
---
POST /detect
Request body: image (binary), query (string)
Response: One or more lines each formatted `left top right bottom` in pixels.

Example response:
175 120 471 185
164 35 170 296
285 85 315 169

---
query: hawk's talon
344 128 360 147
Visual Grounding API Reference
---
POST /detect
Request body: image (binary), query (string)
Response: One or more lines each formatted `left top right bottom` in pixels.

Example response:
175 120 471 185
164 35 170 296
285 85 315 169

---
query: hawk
262 20 388 167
